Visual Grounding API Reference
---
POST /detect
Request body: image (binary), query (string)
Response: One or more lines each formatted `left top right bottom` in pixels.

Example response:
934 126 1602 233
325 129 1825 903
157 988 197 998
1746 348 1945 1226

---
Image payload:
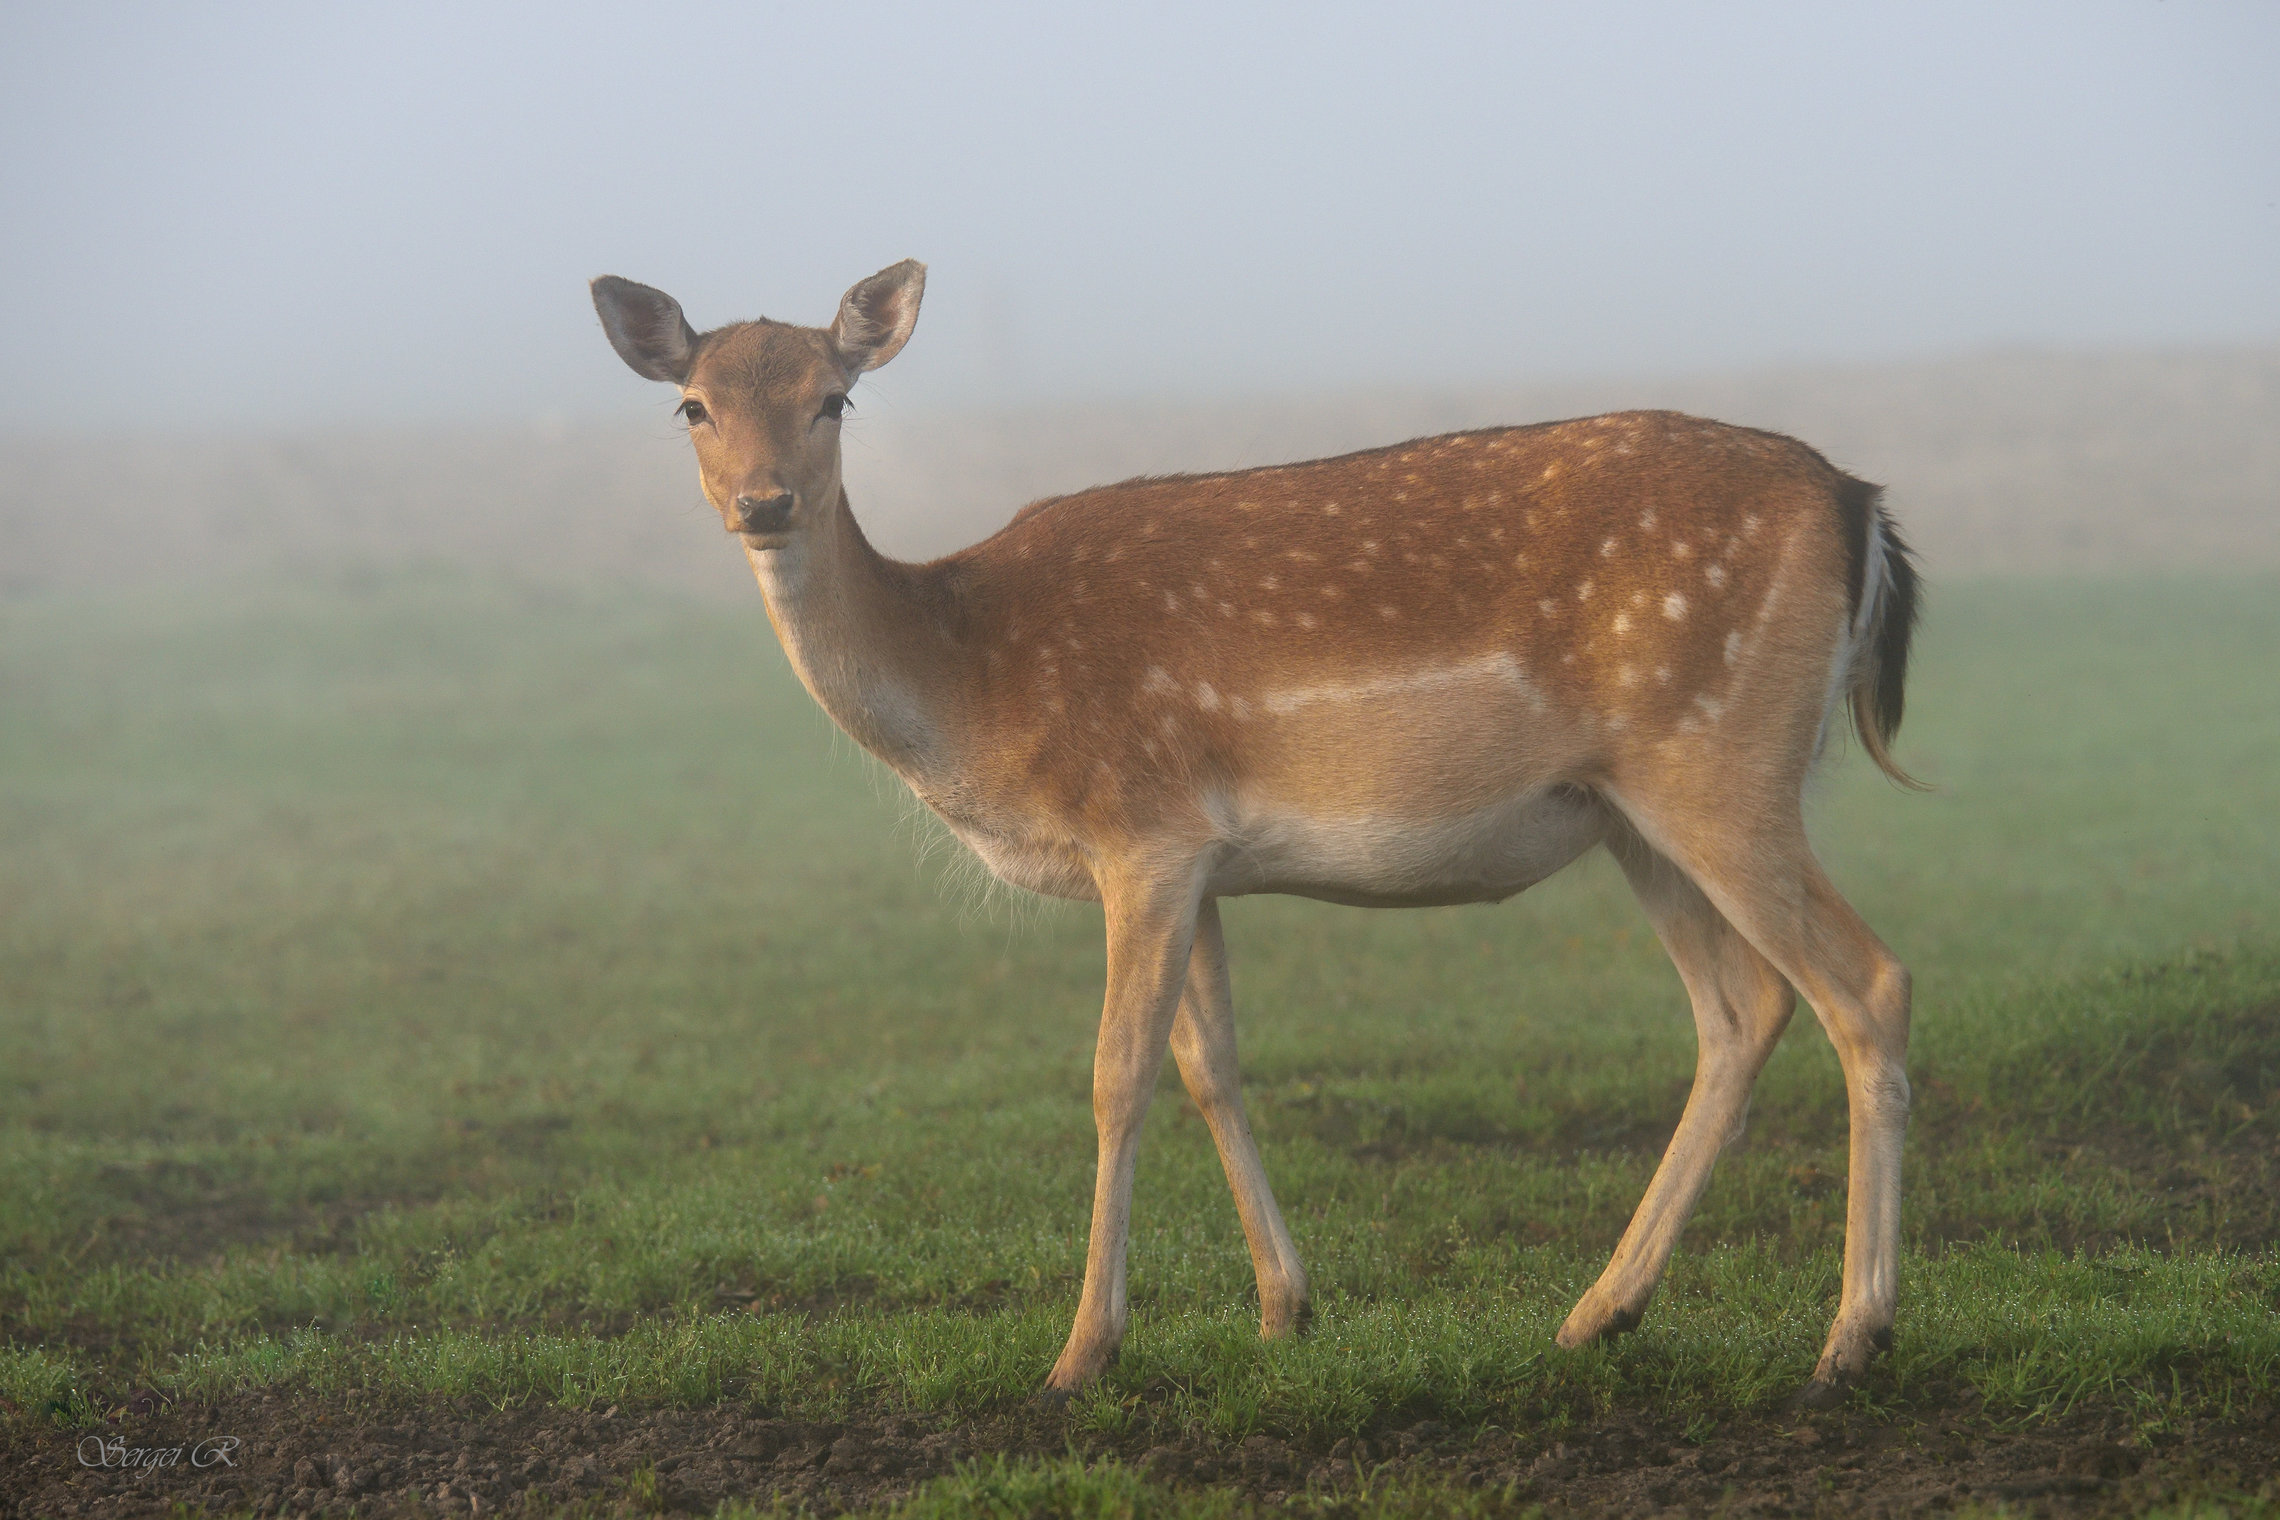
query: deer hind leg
1614 797 1912 1402
1043 860 1206 1395
1168 899 1311 1339
1558 827 1797 1349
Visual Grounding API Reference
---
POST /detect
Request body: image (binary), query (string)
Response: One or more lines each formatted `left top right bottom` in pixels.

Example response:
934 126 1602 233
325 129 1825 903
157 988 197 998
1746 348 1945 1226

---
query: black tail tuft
1837 477 1925 790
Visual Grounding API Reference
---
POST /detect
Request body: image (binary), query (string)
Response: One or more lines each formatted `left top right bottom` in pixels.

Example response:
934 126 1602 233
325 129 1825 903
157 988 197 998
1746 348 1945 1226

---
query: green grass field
2 572 2277 1516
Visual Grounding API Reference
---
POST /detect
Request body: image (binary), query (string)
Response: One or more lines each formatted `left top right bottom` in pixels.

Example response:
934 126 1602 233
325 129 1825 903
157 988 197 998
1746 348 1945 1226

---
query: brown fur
589 265 1921 1406
927 413 1878 832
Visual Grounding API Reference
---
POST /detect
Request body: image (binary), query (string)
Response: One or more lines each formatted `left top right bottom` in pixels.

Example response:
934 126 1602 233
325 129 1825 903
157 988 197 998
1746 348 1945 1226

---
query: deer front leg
1043 863 1205 1395
1169 899 1310 1339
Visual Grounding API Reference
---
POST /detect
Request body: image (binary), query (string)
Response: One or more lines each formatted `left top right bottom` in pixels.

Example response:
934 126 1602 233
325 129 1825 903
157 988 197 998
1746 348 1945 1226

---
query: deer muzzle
731 492 795 536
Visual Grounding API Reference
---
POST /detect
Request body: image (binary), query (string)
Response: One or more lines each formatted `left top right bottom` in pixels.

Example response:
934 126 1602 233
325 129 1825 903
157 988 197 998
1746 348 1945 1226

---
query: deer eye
677 397 708 426
819 393 850 423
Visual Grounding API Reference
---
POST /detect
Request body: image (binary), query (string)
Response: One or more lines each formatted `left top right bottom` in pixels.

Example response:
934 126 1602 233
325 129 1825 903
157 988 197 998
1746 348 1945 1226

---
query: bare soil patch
7 1384 2276 1517
69 1162 424 1269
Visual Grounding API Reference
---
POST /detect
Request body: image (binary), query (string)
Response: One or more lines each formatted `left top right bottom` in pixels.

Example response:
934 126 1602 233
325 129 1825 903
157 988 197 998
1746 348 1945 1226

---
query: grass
710 1455 1543 1519
708 1456 2280 1520
1 570 2277 1487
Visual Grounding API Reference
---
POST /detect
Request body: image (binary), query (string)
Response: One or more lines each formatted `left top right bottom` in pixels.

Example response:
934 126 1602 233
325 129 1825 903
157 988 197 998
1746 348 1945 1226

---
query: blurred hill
4 346 2273 599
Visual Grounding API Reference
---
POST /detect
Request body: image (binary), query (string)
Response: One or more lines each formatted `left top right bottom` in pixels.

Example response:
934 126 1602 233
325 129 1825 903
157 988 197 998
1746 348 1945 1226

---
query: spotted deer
591 260 1922 1405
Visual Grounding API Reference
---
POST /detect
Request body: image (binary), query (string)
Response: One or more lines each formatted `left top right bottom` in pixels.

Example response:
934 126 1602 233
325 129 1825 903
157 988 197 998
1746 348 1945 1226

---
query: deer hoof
1791 1375 1845 1411
1261 1296 1313 1341
1555 1297 1642 1349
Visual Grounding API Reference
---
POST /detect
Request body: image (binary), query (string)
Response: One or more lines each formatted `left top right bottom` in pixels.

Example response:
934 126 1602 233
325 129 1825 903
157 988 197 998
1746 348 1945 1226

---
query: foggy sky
3 1 2275 430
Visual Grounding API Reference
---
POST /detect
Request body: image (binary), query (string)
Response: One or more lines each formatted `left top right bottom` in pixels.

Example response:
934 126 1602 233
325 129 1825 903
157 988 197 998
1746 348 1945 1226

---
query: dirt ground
7 1383 2277 1518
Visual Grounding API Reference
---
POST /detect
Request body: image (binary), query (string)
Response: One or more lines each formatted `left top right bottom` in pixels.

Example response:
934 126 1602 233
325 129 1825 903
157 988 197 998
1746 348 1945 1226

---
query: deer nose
731 492 794 534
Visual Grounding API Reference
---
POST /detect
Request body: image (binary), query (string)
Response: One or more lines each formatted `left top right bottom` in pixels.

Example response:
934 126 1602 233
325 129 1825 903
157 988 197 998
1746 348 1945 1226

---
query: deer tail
1838 476 1927 790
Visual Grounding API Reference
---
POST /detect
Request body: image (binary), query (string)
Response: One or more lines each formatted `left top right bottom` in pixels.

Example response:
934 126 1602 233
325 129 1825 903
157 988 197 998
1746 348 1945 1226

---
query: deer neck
743 488 956 784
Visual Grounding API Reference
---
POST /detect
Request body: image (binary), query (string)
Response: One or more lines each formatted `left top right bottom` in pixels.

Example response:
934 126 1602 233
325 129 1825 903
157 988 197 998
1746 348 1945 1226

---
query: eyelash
675 394 850 426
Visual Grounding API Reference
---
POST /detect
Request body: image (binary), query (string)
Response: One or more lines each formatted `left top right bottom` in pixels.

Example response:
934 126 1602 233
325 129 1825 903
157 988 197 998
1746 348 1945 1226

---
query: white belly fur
1208 785 1607 907
924 785 1606 908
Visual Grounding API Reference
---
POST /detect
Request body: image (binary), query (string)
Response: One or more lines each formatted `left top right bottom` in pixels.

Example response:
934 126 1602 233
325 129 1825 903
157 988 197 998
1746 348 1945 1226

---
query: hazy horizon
4 3 2276 431
8 343 2274 598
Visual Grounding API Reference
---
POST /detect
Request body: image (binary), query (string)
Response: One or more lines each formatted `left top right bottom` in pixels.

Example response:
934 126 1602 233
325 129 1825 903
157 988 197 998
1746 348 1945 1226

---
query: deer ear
591 276 699 383
831 260 926 374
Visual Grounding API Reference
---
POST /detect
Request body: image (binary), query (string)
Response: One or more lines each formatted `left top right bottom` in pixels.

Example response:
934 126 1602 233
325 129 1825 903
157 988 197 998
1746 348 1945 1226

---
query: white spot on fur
1194 682 1220 711
1577 580 1595 601
1705 563 1727 588
1663 592 1688 621
1639 510 1657 530
1142 666 1176 694
1655 666 1672 684
1612 613 1632 635
1693 693 1725 720
1724 630 1743 664
1617 665 1638 686
1539 598 1558 616
1601 538 1619 556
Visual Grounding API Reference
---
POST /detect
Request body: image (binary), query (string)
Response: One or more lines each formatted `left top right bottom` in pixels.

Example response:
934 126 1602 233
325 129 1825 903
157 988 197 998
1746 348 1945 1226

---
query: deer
590 259 1921 1406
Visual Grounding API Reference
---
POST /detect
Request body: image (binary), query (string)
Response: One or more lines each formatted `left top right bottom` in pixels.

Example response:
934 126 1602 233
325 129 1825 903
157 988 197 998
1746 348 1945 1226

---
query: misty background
3 2 2276 593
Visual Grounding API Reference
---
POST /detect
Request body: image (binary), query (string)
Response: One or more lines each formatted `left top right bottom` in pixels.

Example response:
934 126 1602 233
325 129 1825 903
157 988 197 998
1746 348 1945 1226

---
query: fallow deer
590 261 1921 1405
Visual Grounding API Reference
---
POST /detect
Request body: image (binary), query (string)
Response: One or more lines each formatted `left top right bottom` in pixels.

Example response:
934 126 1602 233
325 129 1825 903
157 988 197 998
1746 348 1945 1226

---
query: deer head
590 261 926 545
